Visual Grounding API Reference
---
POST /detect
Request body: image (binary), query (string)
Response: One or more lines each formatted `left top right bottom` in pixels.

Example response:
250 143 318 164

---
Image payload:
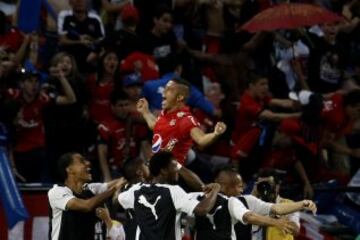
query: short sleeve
181 115 201 133
118 184 141 210
48 185 75 211
243 195 273 215
87 183 108 194
228 197 250 224
98 123 111 142
169 185 199 215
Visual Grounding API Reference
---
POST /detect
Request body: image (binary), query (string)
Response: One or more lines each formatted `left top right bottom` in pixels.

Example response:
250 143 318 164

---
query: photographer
252 169 300 240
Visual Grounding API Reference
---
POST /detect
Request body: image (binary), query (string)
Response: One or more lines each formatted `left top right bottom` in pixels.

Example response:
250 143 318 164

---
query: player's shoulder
48 184 72 198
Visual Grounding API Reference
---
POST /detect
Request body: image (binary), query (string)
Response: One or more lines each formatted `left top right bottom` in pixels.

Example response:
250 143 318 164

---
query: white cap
289 90 313 105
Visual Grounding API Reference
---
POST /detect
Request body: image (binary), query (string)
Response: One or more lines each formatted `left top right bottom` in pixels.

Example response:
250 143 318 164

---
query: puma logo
206 205 222 230
138 195 162 220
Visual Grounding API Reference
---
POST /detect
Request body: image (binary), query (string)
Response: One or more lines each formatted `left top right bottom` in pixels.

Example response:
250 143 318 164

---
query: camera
257 181 276 203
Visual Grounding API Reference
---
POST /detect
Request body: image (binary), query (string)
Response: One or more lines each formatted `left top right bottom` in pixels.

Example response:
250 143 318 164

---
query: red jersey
152 107 200 165
86 74 114 123
98 116 148 169
280 118 323 155
231 91 271 157
7 89 52 152
321 94 353 137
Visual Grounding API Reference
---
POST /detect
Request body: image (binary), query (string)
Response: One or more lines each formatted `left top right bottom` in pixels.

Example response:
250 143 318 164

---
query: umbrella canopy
240 3 344 32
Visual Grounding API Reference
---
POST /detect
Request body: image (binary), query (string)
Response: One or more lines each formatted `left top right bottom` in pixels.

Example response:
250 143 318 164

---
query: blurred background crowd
0 0 360 238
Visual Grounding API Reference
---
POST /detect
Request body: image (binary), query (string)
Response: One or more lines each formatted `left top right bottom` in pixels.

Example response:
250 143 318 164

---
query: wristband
176 162 182 170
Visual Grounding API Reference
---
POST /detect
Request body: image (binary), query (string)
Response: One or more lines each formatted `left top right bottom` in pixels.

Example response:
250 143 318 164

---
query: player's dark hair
171 77 191 100
246 72 267 87
213 164 238 180
110 89 129 105
343 90 360 107
149 151 174 177
123 158 145 182
58 152 76 181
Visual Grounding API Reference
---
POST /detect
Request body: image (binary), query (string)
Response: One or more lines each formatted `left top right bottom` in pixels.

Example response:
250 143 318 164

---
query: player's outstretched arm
190 122 226 148
271 200 317 216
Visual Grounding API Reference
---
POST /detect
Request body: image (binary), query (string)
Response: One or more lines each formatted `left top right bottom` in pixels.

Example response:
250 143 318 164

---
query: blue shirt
142 73 215 116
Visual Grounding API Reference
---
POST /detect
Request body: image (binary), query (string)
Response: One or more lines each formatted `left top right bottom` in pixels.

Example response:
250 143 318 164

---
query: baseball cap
122 72 143 87
289 90 313 105
120 52 160 81
121 4 139 24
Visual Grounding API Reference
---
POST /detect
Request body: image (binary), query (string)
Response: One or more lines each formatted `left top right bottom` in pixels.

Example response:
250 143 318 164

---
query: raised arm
136 98 157 130
50 66 76 105
259 110 300 122
190 122 226 148
271 200 317 216
193 183 221 216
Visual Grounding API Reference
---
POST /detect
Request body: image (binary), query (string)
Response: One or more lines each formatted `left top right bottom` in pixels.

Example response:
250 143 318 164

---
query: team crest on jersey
177 112 185 118
152 134 162 153
169 119 176 126
165 138 178 151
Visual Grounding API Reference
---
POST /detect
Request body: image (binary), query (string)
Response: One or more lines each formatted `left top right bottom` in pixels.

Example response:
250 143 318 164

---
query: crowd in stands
0 0 360 201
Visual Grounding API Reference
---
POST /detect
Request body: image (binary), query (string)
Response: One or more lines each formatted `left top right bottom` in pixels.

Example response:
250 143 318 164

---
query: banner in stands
0 190 49 240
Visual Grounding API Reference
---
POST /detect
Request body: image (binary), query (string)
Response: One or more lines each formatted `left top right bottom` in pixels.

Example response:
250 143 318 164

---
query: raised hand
136 98 150 114
214 122 227 136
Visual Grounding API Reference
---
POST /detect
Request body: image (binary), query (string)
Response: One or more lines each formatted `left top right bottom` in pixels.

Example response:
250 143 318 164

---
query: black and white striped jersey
118 183 199 240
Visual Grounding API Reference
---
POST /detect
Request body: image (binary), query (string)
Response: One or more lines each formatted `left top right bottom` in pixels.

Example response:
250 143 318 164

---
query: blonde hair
50 52 79 80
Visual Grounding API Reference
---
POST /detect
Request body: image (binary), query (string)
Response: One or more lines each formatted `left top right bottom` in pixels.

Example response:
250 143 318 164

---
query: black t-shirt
140 30 178 74
102 29 141 60
58 10 104 71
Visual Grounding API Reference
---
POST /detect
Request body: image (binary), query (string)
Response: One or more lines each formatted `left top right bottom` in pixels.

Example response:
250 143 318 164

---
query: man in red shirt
7 67 76 182
321 90 360 174
231 74 299 180
97 90 150 181
136 77 226 189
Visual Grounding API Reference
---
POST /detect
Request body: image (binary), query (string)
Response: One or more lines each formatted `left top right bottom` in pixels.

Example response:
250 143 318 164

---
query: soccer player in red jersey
136 77 226 189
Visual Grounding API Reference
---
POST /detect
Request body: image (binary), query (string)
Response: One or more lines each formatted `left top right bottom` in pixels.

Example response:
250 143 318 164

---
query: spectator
48 152 127 240
231 73 299 181
97 90 149 181
58 0 105 72
121 72 144 119
101 3 141 59
44 52 91 181
140 5 178 75
87 51 119 124
6 67 76 182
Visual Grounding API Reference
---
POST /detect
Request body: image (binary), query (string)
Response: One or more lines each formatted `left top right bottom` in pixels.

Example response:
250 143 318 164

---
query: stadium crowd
1 0 360 239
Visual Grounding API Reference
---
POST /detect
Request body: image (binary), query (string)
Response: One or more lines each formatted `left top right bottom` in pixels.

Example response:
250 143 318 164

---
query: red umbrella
240 3 344 32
